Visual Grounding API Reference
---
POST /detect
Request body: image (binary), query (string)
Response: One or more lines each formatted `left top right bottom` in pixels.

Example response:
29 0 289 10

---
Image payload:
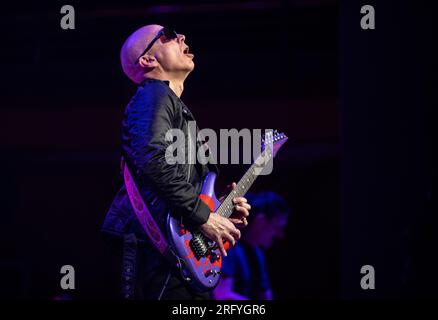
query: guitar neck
216 149 272 218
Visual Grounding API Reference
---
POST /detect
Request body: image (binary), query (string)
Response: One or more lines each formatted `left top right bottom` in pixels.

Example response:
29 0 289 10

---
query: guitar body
166 172 223 292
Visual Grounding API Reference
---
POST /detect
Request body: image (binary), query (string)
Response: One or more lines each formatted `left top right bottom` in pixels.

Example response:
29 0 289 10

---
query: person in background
212 191 291 300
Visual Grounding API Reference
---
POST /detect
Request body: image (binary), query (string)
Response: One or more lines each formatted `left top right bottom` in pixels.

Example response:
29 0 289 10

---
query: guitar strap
122 158 206 296
122 157 179 267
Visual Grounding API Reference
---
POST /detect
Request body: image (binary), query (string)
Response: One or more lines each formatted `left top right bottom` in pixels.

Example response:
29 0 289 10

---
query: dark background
341 0 437 299
0 0 435 300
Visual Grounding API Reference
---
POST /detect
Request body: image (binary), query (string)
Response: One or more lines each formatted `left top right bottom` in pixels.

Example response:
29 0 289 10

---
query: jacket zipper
187 129 192 183
184 106 193 183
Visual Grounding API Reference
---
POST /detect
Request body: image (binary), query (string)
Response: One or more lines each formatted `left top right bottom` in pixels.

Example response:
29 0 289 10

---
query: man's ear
138 54 158 69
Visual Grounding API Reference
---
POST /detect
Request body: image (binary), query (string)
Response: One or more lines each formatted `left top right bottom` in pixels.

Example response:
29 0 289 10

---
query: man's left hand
224 182 251 228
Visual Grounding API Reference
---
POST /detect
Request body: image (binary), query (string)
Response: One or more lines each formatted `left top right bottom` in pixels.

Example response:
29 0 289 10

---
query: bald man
102 25 251 300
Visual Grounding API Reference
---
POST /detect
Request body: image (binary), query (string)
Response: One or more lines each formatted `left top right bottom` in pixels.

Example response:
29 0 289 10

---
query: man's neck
168 79 184 98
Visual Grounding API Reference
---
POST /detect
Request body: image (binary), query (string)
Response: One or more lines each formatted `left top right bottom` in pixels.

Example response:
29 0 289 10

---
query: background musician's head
244 191 291 249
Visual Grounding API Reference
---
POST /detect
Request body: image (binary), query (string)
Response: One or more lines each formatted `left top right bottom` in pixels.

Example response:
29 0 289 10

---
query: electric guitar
166 130 288 292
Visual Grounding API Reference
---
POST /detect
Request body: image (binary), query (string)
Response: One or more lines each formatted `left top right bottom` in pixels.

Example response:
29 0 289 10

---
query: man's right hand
198 213 241 257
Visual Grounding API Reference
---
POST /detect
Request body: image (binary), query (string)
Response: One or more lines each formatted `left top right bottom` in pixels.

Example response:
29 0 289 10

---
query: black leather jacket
102 79 215 250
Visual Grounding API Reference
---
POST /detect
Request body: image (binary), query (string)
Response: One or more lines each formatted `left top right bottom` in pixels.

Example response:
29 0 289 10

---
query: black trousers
122 233 211 300
137 265 211 300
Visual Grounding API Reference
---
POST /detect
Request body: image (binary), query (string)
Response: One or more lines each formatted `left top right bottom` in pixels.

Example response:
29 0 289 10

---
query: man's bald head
120 24 195 85
120 24 163 83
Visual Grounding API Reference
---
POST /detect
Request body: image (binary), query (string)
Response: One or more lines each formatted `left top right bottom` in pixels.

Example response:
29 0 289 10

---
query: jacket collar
140 78 170 86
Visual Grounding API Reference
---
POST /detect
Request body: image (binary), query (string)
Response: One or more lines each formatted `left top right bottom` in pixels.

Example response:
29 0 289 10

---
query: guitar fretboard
216 146 273 218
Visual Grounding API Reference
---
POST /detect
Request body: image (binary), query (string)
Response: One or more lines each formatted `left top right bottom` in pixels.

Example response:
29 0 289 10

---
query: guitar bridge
189 232 209 260
190 232 208 260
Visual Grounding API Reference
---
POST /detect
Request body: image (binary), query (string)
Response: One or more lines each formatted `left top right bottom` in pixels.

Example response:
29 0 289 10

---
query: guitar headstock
262 130 288 158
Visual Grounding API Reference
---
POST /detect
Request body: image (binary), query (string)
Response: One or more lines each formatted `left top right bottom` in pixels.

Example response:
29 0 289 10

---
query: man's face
151 28 195 74
254 213 288 249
